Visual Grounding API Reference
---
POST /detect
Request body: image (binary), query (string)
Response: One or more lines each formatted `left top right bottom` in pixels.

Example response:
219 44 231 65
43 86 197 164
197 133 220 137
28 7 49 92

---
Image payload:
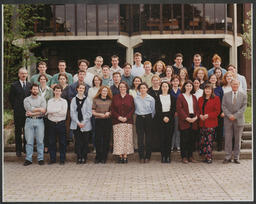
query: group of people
9 52 247 166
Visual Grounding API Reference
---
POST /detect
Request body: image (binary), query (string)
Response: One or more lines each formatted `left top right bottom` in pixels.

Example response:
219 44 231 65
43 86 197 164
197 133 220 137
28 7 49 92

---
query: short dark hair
203 83 215 99
76 82 87 91
58 73 69 83
175 53 183 59
171 74 180 82
38 74 49 82
123 62 132 69
30 83 39 90
78 70 86 74
78 59 89 67
53 84 63 92
102 65 110 70
138 82 149 90
58 60 66 65
118 81 129 92
181 80 195 94
112 72 121 77
38 61 47 67
111 55 119 60
92 75 102 87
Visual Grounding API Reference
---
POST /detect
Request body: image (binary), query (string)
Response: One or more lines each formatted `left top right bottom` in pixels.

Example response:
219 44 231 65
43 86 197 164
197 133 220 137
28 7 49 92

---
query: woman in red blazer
176 80 200 164
198 83 221 164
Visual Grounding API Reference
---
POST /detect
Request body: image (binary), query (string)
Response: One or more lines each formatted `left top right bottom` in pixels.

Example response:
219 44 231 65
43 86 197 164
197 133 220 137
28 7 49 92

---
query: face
227 66 237 74
185 83 193 93
31 86 39 96
95 57 103 67
197 70 204 80
213 60 221 68
174 57 183 66
77 85 86 95
119 83 127 94
171 78 179 87
18 69 28 81
39 76 47 84
133 78 142 88
78 72 86 81
134 56 142 64
215 69 222 78
226 73 233 83
113 74 121 83
94 77 101 87
101 87 108 98
38 64 47 74
231 81 240 91
156 62 163 73
193 79 200 89
102 67 110 76
79 62 88 71
139 85 148 94
58 62 66 73
124 65 131 75
111 57 119 67
193 56 201 67
54 88 62 98
152 77 160 87
209 75 217 84
179 70 186 79
59 76 67 85
204 87 212 96
144 64 152 73
161 83 169 93
166 68 172 77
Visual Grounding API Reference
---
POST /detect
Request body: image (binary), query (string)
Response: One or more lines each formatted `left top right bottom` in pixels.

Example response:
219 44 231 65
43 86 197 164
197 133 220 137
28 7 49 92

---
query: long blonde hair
94 85 113 100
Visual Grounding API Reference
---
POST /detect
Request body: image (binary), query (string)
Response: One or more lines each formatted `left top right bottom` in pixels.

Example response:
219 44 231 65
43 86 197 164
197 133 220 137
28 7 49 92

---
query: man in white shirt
131 52 145 77
110 55 124 76
47 84 68 165
73 59 94 87
87 56 103 78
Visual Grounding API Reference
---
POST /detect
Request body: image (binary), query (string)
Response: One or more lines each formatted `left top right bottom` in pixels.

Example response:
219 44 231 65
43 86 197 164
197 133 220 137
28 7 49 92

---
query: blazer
222 91 247 126
9 80 31 118
198 96 221 128
155 94 176 124
176 94 200 130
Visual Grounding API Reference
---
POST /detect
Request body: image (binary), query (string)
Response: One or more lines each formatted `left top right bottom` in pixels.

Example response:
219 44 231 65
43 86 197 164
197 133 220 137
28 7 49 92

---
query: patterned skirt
113 123 134 155
199 127 216 159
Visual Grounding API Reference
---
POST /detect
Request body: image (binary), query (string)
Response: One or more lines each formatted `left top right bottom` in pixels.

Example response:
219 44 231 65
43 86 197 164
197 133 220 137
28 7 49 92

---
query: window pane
120 4 129 34
150 5 160 31
215 4 225 32
141 4 150 32
162 4 171 32
172 4 182 31
205 4 214 30
87 4 96 35
77 4 86 35
193 4 203 31
109 4 119 35
132 4 140 33
56 5 65 35
98 4 108 35
184 4 193 31
65 4 75 35
35 5 54 35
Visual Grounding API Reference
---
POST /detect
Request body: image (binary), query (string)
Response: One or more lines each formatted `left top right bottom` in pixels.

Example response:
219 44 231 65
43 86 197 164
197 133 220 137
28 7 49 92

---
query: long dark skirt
199 127 216 160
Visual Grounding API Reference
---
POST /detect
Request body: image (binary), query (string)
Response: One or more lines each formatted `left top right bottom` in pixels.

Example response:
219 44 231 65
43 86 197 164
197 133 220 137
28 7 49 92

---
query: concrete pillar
230 4 238 66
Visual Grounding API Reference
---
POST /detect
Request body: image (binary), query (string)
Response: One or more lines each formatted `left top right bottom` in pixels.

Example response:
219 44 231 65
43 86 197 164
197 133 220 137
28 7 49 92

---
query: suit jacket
198 96 221 128
176 94 200 130
9 80 31 119
155 94 176 124
222 91 247 126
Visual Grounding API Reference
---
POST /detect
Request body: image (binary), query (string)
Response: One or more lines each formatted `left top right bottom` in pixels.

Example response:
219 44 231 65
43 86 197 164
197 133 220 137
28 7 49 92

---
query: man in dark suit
9 68 32 157
222 79 247 164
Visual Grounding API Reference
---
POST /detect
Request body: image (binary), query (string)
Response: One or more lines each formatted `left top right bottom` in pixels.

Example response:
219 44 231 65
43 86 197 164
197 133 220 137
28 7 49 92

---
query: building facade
30 3 251 87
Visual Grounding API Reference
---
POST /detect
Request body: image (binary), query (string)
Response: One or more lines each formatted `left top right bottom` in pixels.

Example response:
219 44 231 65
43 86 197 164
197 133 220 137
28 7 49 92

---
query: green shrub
4 109 13 127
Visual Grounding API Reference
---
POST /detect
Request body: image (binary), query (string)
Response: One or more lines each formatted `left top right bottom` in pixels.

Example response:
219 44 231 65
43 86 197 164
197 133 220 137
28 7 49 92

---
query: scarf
76 96 86 122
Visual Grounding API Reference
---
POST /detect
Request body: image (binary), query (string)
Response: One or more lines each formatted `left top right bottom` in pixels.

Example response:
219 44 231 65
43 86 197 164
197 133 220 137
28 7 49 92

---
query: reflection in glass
215 4 225 32
184 4 193 31
120 4 129 33
150 5 160 31
162 5 171 32
87 4 96 35
192 4 203 31
108 4 119 35
55 5 65 34
132 4 140 33
77 4 86 35
141 4 150 32
98 4 108 35
205 4 214 30
172 4 182 31
65 4 75 35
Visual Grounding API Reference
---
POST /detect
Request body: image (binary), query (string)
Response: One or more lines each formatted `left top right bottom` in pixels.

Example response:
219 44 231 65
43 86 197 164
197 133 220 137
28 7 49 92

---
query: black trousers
14 115 26 153
180 127 196 159
74 127 89 159
95 118 112 161
160 120 174 158
136 114 153 160
43 118 49 148
216 115 224 150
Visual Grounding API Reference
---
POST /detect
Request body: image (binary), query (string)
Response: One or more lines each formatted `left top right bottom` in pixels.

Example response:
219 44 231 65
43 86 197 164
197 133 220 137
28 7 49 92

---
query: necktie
233 92 237 105
23 82 26 91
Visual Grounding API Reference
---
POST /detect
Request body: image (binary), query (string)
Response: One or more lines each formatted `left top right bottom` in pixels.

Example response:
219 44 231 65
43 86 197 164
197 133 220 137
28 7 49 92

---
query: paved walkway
3 159 253 201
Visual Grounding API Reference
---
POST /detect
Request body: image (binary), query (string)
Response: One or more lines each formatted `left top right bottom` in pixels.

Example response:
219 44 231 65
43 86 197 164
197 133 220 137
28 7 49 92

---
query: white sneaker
177 147 180 152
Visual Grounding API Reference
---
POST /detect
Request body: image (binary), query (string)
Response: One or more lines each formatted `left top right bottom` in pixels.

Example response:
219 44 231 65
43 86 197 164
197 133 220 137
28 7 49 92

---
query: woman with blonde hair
153 60 166 78
92 86 113 164
179 68 189 88
222 71 235 94
193 67 208 89
161 65 173 83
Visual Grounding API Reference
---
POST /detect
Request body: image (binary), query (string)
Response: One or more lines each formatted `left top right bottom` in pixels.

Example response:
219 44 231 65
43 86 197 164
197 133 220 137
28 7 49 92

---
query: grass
244 106 252 124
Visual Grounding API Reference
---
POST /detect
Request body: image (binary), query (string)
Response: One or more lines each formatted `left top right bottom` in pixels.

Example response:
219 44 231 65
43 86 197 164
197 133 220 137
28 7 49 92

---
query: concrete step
4 149 252 163
242 131 252 140
241 140 252 149
243 123 252 131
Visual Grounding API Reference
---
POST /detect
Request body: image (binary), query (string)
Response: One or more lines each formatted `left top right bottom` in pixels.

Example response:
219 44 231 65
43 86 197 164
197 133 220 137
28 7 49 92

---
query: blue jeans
24 118 44 162
171 115 180 149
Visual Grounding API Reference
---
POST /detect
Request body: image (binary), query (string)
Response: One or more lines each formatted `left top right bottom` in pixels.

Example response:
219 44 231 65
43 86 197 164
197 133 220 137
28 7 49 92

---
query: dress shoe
59 161 65 165
16 152 22 157
38 160 44 165
23 160 32 166
177 147 181 152
188 157 198 163
144 158 150 163
81 158 86 164
48 160 56 165
161 156 165 163
223 159 232 164
123 158 128 163
94 159 100 164
101 159 106 164
206 159 212 164
77 158 82 164
165 157 171 163
182 158 188 164
234 159 240 164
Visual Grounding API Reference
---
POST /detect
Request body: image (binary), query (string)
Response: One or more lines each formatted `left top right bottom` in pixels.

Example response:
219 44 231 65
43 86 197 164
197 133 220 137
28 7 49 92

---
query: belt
137 114 151 118
27 116 43 119
48 120 65 125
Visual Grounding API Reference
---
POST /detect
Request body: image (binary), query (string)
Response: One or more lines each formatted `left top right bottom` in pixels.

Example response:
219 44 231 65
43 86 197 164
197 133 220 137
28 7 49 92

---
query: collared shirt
73 72 94 87
170 88 181 99
24 95 46 117
47 97 68 122
87 66 103 78
110 84 120 96
232 91 238 104
131 64 145 77
19 80 26 88
141 72 154 88
39 86 53 102
237 74 247 94
30 73 52 86
208 67 227 77
121 74 134 88
102 77 113 87
129 89 140 98
110 66 124 76
134 94 155 117
160 94 171 112
68 81 90 101
194 88 203 100
50 72 73 86
183 93 194 114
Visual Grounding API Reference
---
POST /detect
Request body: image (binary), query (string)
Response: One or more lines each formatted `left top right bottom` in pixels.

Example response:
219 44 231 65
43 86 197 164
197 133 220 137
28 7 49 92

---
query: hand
186 117 192 123
104 112 111 118
191 116 198 123
200 114 205 121
229 115 236 121
221 112 225 118
163 117 169 123
77 122 84 128
118 116 123 121
204 114 208 120
122 117 127 122
26 111 32 116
